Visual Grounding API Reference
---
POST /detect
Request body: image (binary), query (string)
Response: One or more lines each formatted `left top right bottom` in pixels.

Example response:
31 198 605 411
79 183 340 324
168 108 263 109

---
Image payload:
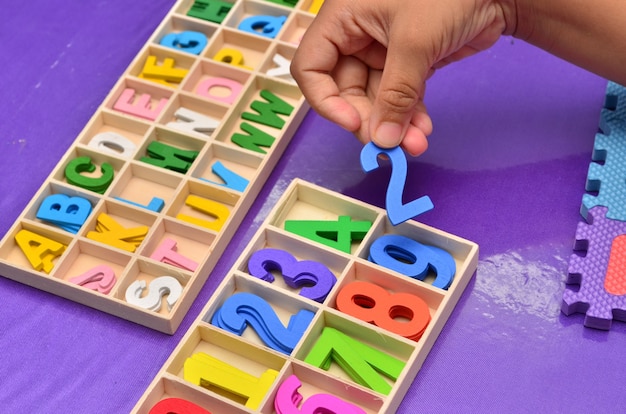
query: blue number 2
360 143 433 225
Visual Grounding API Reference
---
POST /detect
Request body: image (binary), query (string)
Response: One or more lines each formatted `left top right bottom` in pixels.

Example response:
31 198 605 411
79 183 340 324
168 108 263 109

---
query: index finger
290 8 363 131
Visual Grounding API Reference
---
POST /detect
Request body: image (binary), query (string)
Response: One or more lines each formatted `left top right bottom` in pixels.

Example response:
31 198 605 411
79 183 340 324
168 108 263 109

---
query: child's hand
291 0 508 155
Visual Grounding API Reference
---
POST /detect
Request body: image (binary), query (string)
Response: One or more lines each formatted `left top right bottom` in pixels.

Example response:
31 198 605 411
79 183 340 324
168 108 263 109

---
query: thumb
370 30 431 148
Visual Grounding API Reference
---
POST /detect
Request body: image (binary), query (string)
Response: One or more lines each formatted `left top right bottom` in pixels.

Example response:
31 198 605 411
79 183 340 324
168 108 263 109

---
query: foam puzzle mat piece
564 82 626 330
582 82 626 221
563 206 626 329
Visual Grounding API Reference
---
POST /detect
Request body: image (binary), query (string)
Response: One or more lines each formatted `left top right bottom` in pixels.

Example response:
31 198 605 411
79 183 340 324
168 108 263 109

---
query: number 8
335 280 431 341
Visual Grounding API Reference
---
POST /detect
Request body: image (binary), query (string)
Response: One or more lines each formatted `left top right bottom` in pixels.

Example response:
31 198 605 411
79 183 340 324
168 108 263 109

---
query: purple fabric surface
1 1 624 412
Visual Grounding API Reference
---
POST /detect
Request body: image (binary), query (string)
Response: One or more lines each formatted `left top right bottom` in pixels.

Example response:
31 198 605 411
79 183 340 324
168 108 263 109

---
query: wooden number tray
133 178 479 413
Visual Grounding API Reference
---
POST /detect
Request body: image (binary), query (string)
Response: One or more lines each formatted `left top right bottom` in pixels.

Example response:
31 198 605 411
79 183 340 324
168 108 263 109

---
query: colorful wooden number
125 276 183 312
369 234 456 289
360 142 433 225
247 248 336 302
68 264 117 294
209 292 314 354
149 397 212 414
184 352 277 410
304 327 405 395
336 280 431 340
274 374 366 414
284 216 371 253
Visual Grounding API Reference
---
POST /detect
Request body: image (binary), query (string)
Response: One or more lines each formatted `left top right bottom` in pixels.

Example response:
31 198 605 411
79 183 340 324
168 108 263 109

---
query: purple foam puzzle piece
563 206 626 329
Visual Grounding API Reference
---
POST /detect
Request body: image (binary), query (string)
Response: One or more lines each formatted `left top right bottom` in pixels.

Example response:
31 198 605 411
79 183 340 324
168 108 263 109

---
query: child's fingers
369 18 434 149
290 10 362 131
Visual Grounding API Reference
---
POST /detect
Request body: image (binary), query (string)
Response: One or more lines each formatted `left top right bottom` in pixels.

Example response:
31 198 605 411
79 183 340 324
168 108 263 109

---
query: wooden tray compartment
165 324 288 408
224 0 291 37
260 361 384 413
200 271 320 352
149 13 220 55
52 145 127 194
234 227 349 303
294 309 417 395
190 141 263 188
276 10 313 45
76 111 150 158
203 27 272 71
133 375 251 414
260 43 297 82
181 58 252 102
127 45 198 88
108 161 183 212
24 181 103 235
104 77 175 122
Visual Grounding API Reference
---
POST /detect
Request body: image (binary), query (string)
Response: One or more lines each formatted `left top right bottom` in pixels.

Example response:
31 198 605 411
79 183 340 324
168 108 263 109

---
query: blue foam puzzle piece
582 83 626 222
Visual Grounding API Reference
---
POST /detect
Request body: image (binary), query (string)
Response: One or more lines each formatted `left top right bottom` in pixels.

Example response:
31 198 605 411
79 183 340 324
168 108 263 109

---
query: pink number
274 375 366 414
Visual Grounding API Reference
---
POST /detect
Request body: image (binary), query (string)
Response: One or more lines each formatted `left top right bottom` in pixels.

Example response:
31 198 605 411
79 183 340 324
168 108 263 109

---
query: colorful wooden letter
125 276 183 312
113 88 168 121
150 238 198 272
64 156 114 194
14 229 66 274
238 15 287 39
177 194 230 232
68 264 117 295
36 194 92 234
160 31 208 55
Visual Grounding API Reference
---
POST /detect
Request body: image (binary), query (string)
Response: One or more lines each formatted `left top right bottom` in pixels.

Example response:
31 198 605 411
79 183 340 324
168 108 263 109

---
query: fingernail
374 122 403 147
